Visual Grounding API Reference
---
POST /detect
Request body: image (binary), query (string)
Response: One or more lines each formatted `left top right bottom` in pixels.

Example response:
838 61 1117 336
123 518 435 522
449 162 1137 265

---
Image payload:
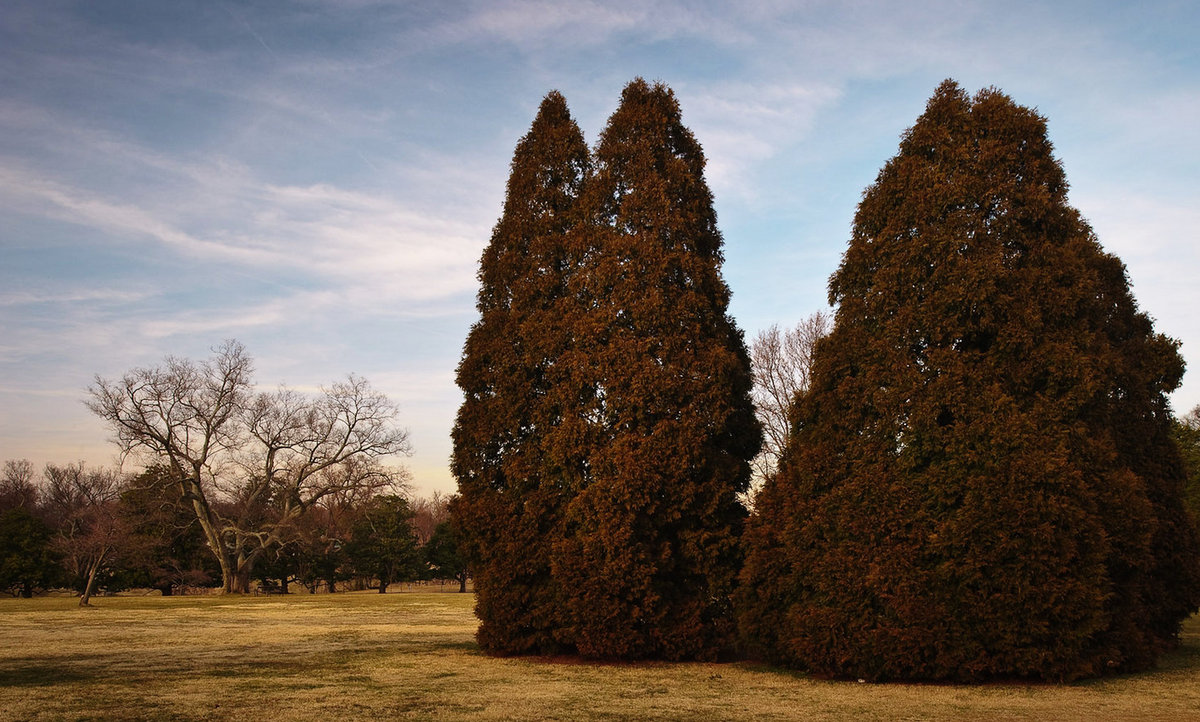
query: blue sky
2 0 1198 495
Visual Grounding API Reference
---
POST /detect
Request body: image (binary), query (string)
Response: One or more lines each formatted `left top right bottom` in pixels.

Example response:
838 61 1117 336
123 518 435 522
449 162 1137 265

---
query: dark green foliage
1172 407 1200 533
118 466 218 595
289 509 351 594
452 81 760 660
739 80 1200 681
0 507 60 598
423 521 469 592
452 90 590 653
252 542 302 593
346 495 421 593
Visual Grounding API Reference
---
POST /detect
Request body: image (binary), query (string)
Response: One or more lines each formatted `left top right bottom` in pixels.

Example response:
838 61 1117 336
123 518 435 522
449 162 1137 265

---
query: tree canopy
451 89 590 654
739 80 1200 681
453 80 760 660
88 341 411 593
346 494 422 593
553 79 759 660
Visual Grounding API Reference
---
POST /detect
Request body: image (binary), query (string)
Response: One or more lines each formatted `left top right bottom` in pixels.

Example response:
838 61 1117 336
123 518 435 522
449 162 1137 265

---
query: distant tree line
452 77 1200 680
0 459 467 601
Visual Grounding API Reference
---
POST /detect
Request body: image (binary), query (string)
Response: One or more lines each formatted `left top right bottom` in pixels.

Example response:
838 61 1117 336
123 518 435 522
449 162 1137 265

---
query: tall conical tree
553 79 761 660
739 80 1200 681
451 90 590 654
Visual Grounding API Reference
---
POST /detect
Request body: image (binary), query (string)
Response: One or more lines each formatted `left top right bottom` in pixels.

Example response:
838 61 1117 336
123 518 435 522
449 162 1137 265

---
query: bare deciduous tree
748 311 831 500
87 340 412 593
1 459 39 511
43 462 128 606
410 490 451 545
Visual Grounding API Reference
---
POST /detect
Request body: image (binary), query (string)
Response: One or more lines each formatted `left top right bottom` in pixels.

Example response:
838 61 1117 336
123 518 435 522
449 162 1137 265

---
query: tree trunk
183 476 237 594
21 580 33 599
233 565 252 594
230 544 267 594
281 576 289 594
79 549 107 607
459 574 467 593
379 580 388 594
326 579 337 594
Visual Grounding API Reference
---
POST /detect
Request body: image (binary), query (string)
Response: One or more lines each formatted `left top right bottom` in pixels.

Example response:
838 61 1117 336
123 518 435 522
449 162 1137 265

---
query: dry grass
1 592 1197 721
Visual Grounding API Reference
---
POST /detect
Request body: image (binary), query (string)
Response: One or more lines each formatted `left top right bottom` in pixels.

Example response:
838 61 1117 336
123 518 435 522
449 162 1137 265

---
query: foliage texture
552 79 759 660
451 90 590 654
739 80 1200 681
1172 406 1200 534
453 81 760 660
0 507 60 598
346 494 421 593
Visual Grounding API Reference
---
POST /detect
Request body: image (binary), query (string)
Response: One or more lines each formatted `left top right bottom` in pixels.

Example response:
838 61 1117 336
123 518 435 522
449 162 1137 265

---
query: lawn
1 591 1197 721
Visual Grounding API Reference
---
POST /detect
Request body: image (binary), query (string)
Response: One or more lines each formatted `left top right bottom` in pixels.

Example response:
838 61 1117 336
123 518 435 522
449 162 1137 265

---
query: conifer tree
553 79 761 660
739 81 1200 681
451 91 589 654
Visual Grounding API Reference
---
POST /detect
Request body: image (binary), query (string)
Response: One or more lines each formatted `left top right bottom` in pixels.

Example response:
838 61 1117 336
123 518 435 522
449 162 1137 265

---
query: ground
1 591 1197 721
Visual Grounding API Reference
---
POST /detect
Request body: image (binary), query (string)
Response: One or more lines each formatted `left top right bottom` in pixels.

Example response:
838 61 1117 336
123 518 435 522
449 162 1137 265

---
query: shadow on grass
0 665 91 687
0 635 482 691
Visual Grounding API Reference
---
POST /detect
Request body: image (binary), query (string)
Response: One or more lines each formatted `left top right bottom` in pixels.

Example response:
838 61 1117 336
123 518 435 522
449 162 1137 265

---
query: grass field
1 592 1198 721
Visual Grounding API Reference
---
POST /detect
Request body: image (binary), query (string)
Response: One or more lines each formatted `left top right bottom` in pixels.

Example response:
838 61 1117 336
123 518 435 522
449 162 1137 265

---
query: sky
2 0 1198 496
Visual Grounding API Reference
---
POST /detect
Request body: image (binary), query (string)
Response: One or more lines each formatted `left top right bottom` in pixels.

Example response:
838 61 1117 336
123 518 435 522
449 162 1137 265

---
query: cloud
1074 190 1200 327
418 0 800 54
0 165 281 263
136 295 313 339
253 182 486 297
0 288 150 307
683 81 842 202
462 0 644 45
0 145 489 311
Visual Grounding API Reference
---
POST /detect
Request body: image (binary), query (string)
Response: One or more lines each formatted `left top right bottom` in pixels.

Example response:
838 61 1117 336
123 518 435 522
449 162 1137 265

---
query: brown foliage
739 80 1200 681
452 90 590 654
552 79 759 660
453 81 760 660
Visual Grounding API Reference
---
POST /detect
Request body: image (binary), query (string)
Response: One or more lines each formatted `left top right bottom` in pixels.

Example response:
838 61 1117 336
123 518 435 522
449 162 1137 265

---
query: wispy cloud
0 146 489 309
0 288 150 307
685 81 842 203
2 0 1197 487
0 166 280 263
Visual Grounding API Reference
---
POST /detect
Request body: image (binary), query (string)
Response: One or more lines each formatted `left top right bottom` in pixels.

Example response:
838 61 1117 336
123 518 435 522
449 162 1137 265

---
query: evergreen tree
346 495 420 593
453 81 759 660
1172 407 1200 534
0 507 60 598
423 521 469 592
553 79 760 660
119 466 219 595
739 80 1200 681
451 90 590 653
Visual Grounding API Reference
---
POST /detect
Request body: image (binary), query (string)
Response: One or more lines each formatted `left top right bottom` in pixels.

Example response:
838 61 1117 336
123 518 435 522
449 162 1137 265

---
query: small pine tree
423 521 469 592
451 91 590 653
739 80 1200 681
552 79 761 660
